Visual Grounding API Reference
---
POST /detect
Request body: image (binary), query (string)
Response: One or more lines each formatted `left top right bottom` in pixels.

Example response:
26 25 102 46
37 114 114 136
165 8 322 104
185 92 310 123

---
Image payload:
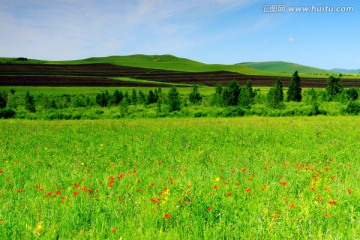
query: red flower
0 170 4 174
226 192 233 197
242 168 247 172
74 183 79 187
347 189 352 194
328 200 336 205
164 213 171 219
73 191 79 196
169 178 174 184
45 191 53 197
280 181 287 186
117 173 125 178
289 204 296 209
111 228 117 233
207 207 212 211
17 189 23 193
245 187 251 193
213 185 218 189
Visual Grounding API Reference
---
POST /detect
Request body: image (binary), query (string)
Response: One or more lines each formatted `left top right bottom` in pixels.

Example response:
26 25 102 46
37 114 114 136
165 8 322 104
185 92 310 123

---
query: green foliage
344 101 360 115
24 91 36 112
131 89 138 105
267 80 284 109
226 80 240 106
346 88 358 101
0 108 16 118
109 90 123 106
146 90 157 105
0 92 7 109
326 75 343 99
238 86 252 108
168 86 181 112
96 91 111 107
189 85 202 105
211 83 223 106
287 71 302 102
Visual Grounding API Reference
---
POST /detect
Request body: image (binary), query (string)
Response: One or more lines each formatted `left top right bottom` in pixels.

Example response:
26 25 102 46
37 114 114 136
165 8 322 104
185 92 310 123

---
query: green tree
168 86 181 112
227 80 240 106
267 79 284 108
96 91 110 107
110 90 123 106
147 90 158 105
211 83 223 106
131 89 138 105
246 80 256 100
0 92 6 109
189 85 202 104
287 71 302 102
25 91 36 112
238 86 251 108
138 90 146 104
326 75 343 100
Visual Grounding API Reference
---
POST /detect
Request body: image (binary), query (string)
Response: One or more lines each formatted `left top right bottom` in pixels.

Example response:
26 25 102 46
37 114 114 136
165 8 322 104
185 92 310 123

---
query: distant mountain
237 61 335 75
331 68 360 74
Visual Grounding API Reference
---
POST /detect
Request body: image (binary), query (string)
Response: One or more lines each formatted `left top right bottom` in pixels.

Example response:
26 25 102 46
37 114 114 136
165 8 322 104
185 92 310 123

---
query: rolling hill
238 61 336 75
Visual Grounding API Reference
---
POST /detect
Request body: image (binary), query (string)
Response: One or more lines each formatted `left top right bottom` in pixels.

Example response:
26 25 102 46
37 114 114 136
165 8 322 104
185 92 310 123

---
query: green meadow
0 117 359 239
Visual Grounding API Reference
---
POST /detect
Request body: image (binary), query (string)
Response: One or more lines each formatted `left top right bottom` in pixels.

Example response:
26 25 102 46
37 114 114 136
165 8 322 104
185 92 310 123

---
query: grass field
0 117 359 239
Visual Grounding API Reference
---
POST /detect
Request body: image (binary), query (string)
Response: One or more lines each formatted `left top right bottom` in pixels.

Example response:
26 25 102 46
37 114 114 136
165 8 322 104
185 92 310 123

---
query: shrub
344 101 360 115
0 108 16 118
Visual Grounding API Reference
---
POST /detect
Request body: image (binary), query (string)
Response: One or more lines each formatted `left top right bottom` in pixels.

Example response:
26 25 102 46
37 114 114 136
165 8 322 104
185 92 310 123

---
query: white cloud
288 36 295 42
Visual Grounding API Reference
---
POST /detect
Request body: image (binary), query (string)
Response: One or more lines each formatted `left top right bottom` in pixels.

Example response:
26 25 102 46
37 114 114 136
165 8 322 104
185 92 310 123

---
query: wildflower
0 220 3 224
158 161 163 165
226 192 233 197
0 170 4 174
88 189 93 194
290 204 296 209
242 168 247 172
215 177 221 182
213 185 218 189
169 178 174 184
35 185 40 190
328 200 336 205
280 181 287 186
323 213 329 217
45 192 53 197
347 189 352 194
111 228 117 233
164 213 171 219
117 173 125 178
74 183 79 187
17 189 23 193
108 176 115 187
245 187 251 193
207 207 212 211
149 183 155 188
73 191 79 196
231 170 236 173
35 221 43 235
261 185 267 191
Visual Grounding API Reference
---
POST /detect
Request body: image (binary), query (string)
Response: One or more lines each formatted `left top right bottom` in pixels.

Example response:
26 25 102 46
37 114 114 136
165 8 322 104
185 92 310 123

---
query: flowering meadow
0 117 359 239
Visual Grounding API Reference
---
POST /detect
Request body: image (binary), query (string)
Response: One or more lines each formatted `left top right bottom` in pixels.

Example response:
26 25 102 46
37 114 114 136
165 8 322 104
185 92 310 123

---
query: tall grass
0 117 359 239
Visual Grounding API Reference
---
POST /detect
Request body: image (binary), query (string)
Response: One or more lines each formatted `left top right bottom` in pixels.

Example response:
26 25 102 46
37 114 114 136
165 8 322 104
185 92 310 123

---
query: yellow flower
215 177 221 182
314 201 319 205
35 221 43 235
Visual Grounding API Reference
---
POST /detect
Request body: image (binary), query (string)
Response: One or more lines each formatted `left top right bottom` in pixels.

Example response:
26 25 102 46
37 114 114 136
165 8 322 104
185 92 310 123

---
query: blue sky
1 0 359 69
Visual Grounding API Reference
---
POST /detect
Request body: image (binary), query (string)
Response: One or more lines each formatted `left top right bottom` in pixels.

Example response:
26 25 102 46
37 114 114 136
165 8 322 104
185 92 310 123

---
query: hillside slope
238 61 335 74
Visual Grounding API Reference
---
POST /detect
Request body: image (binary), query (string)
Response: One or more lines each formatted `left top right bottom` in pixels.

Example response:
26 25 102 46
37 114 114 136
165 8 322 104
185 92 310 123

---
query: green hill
46 54 280 76
238 61 335 75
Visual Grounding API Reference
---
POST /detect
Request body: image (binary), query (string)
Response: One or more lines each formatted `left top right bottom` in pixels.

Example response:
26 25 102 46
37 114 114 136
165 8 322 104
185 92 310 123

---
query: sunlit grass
0 117 359 239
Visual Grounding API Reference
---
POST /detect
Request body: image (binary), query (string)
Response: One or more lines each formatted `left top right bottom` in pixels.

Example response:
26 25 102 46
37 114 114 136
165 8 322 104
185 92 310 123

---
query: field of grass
0 117 359 239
